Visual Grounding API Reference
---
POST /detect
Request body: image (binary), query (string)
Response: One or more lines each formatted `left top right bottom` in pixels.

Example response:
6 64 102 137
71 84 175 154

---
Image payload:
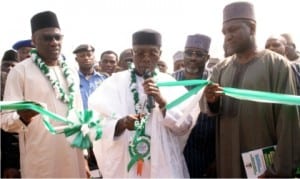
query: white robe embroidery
89 70 199 178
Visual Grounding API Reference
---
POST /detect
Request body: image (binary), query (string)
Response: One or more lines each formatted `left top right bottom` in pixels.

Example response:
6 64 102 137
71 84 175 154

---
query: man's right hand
204 83 223 103
123 114 141 130
114 114 141 137
17 109 39 125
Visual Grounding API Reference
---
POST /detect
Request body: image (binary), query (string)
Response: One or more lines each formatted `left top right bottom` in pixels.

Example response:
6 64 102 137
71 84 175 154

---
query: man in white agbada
89 29 198 178
1 11 87 178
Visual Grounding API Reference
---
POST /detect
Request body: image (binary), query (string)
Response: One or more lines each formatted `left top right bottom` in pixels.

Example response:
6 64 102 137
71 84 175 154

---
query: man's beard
185 66 200 74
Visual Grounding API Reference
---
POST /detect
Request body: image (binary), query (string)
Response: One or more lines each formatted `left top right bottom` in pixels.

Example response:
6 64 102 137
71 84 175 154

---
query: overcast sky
1 0 299 72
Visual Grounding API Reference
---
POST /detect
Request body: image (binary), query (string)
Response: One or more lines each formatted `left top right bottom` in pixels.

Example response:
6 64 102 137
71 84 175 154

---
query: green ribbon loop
166 84 204 109
0 101 103 149
157 80 210 110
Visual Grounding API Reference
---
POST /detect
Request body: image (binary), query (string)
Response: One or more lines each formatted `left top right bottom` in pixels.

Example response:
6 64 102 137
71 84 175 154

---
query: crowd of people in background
1 1 300 178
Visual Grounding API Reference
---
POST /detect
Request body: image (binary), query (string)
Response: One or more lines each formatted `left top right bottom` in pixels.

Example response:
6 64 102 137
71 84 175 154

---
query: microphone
143 69 155 110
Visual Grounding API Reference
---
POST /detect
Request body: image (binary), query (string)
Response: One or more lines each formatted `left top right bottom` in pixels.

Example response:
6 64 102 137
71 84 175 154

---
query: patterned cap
185 34 211 52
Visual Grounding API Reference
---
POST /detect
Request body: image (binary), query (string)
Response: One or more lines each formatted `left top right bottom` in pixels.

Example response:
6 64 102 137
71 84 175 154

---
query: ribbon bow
0 101 103 149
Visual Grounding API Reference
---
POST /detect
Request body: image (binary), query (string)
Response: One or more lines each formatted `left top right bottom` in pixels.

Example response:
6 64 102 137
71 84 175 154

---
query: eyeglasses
286 43 296 49
42 34 64 42
184 50 207 58
124 58 133 62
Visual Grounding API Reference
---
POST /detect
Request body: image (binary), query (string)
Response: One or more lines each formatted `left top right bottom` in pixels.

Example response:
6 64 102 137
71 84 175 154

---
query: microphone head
143 69 153 79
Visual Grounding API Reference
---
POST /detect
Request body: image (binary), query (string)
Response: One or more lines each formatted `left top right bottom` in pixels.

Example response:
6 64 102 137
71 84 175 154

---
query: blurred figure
157 60 168 73
118 48 133 71
12 39 34 61
99 50 118 76
1 72 8 99
206 58 220 69
281 33 300 95
1 50 18 73
173 50 185 72
265 35 287 56
1 50 21 178
281 33 300 63
205 58 220 76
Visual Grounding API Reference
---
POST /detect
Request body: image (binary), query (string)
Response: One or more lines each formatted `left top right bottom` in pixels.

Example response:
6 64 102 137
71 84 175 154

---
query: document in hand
242 145 276 178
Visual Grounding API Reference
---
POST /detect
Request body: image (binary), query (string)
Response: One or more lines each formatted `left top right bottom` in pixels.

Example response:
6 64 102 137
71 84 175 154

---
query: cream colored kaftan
1 58 86 178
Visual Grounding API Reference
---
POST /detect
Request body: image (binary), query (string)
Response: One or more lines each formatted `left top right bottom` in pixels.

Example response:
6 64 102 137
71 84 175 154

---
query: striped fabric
173 69 216 177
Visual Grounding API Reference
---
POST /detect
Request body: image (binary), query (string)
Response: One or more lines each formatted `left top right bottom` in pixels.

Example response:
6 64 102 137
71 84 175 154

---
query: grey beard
185 67 199 74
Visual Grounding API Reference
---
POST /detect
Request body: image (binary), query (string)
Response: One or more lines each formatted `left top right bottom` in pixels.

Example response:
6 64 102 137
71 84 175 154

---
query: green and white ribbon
157 80 210 109
157 80 300 109
222 87 300 106
127 114 151 173
31 49 75 108
0 101 102 149
127 69 155 174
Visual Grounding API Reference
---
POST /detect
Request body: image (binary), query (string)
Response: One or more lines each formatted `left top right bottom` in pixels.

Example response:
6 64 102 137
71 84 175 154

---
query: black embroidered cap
132 29 161 46
31 11 60 34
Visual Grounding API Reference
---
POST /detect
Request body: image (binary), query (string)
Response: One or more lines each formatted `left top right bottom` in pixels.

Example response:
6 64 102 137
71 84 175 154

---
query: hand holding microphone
143 70 155 110
143 69 167 111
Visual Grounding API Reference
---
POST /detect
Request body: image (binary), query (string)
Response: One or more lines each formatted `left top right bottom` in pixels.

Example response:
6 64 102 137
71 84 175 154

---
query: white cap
173 51 184 62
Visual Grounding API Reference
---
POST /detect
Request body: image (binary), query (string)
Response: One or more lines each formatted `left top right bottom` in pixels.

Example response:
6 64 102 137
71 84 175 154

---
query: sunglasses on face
184 50 207 58
42 34 64 42
125 58 133 62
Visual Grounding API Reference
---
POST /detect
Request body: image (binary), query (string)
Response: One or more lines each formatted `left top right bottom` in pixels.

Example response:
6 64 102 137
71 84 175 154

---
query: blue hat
12 40 33 50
